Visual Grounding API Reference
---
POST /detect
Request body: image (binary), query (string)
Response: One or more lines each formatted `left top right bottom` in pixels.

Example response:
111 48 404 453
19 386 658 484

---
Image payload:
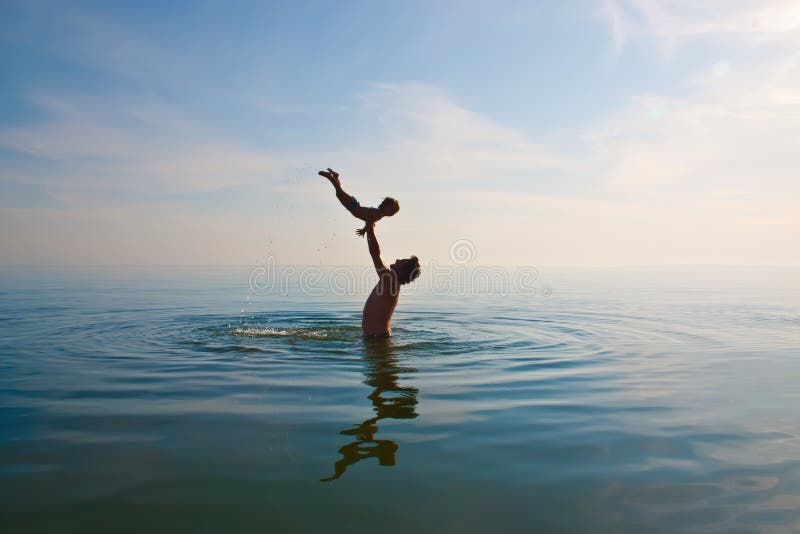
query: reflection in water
321 338 418 481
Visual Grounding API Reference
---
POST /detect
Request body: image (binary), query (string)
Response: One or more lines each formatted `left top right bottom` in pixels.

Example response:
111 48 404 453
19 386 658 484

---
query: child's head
391 256 421 285
379 197 400 216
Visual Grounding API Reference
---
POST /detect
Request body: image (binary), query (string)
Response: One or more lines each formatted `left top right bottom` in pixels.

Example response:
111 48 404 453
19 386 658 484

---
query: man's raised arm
365 224 387 273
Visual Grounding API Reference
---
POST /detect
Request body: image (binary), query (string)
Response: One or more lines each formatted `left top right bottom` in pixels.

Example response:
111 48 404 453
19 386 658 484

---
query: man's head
379 197 400 217
390 256 421 285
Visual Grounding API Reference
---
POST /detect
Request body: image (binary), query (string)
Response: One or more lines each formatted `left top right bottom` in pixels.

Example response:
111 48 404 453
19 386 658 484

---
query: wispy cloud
587 52 800 200
0 92 297 194
591 1 800 200
602 0 800 55
342 82 565 184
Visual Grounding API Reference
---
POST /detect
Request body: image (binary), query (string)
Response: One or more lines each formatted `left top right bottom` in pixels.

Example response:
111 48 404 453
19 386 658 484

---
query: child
319 168 400 236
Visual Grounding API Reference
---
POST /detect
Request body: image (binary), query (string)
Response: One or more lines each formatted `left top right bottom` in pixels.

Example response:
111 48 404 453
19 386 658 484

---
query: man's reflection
321 338 418 481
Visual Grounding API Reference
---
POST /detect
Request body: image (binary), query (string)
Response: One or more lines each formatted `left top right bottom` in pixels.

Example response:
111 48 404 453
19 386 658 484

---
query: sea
1 265 799 533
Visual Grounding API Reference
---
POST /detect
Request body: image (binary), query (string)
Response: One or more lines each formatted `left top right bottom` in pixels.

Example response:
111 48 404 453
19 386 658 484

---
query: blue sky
1 0 799 265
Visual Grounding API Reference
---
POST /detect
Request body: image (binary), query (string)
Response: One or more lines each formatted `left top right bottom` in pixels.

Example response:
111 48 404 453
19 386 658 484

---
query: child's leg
335 187 358 212
320 169 358 212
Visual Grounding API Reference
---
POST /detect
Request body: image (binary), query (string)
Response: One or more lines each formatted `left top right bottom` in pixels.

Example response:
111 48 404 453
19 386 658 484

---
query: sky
1 0 798 266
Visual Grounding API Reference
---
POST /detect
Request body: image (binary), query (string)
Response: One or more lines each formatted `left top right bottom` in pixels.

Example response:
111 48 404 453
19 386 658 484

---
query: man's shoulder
377 267 397 280
375 269 399 298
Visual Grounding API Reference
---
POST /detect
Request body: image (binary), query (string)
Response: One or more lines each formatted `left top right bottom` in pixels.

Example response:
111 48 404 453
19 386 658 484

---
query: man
362 223 421 337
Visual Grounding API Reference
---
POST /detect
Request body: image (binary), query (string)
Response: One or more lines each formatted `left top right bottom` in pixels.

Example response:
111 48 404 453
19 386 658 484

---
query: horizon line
1 263 799 269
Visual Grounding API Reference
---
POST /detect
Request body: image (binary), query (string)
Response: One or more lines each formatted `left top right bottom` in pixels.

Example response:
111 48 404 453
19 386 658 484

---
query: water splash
231 325 349 340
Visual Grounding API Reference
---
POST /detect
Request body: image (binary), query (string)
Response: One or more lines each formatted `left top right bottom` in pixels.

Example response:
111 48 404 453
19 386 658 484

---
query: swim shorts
349 197 360 212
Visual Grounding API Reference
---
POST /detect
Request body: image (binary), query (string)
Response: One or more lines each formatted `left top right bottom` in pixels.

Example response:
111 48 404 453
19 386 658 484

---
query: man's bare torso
362 272 399 336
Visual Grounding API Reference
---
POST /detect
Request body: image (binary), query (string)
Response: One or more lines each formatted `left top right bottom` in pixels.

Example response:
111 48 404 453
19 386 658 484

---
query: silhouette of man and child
319 168 421 338
318 168 422 481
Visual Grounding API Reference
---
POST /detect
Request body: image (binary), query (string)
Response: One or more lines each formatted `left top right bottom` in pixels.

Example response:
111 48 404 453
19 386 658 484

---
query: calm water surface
1 266 799 533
